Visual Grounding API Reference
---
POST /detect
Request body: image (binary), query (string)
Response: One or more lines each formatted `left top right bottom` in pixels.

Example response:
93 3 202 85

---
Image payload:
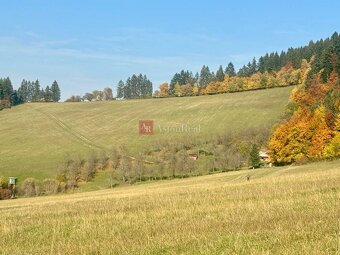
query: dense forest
0 78 20 110
0 79 61 110
18 80 61 103
116 74 153 99
268 32 340 164
115 32 340 100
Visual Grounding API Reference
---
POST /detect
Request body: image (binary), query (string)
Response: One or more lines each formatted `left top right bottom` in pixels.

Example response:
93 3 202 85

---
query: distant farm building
189 153 198 160
259 151 270 162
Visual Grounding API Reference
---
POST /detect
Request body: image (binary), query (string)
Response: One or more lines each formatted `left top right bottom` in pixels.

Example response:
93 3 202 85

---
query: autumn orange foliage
268 65 340 164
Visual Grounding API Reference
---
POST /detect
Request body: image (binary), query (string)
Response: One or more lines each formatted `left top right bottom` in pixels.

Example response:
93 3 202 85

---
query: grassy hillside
0 86 292 180
0 160 339 254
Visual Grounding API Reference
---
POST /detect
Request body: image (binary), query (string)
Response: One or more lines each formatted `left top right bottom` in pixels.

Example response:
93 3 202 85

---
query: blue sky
1 0 339 100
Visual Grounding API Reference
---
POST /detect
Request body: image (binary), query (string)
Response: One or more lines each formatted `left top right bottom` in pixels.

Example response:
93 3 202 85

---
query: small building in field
9 177 17 185
189 153 198 160
259 151 270 162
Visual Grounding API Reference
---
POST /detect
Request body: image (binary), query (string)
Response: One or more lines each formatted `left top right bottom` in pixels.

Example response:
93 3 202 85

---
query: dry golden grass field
1 160 339 254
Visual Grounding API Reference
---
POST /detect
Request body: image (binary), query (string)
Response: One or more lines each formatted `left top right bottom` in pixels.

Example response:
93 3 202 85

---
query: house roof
259 151 269 157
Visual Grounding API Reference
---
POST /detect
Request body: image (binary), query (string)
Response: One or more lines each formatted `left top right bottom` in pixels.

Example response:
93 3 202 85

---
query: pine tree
44 86 53 102
199 65 212 88
250 58 257 74
10 90 21 105
27 81 34 102
18 80 28 102
117 80 125 98
33 80 40 101
170 70 195 95
216 65 224 82
0 77 13 101
225 62 236 77
249 144 260 168
40 88 45 101
258 57 265 73
51 80 61 102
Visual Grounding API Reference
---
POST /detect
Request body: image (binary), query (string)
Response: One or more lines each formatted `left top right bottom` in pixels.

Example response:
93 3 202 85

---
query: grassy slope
0 86 292 180
0 160 339 254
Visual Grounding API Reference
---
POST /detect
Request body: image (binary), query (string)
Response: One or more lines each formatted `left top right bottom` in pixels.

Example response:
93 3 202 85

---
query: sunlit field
1 160 339 254
0 86 292 180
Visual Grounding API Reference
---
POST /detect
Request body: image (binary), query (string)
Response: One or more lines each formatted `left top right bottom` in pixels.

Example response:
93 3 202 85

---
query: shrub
0 176 7 189
21 178 37 197
42 179 59 195
66 180 77 190
58 182 67 193
0 188 12 200
55 173 67 183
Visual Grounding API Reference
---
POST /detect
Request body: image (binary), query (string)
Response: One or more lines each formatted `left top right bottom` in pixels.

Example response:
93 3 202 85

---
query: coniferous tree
51 80 61 102
44 86 53 102
117 80 125 98
199 65 212 88
0 77 13 101
40 88 45 101
33 80 40 101
250 58 258 74
18 79 28 102
258 57 265 73
0 77 14 109
237 65 248 77
10 90 21 105
120 74 152 99
27 81 34 102
216 65 224 82
249 144 260 168
225 62 236 77
169 70 196 95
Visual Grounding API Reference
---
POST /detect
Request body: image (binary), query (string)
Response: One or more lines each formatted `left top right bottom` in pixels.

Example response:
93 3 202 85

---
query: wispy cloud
23 31 40 38
0 35 185 66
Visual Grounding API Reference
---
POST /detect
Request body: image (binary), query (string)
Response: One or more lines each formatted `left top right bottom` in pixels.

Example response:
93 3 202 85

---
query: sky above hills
1 0 339 100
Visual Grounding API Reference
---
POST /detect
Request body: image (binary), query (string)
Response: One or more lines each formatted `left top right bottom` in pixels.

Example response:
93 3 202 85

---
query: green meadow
0 87 292 180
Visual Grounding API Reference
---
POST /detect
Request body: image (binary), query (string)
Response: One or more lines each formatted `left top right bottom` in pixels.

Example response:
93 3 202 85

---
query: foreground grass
0 86 292 180
1 160 339 254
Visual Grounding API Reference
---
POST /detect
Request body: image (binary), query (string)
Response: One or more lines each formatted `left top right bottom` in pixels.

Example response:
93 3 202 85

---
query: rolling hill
0 86 293 180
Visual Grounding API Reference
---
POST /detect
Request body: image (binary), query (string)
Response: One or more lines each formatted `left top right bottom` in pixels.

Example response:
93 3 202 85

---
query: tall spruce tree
225 62 236 77
27 81 34 102
51 80 61 102
0 77 13 101
249 144 261 168
199 65 212 88
216 65 224 82
33 80 41 101
44 86 52 102
18 79 28 102
117 80 125 98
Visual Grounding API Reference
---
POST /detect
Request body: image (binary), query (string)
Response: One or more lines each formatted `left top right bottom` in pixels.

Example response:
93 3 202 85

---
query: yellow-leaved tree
323 113 340 158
